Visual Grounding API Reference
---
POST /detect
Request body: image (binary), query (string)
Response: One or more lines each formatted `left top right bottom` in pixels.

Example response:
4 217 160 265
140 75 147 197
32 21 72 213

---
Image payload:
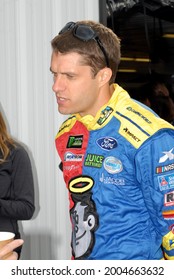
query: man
50 20 174 259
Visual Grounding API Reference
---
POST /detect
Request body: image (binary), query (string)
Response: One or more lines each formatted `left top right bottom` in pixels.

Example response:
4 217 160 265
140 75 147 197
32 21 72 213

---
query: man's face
50 51 102 117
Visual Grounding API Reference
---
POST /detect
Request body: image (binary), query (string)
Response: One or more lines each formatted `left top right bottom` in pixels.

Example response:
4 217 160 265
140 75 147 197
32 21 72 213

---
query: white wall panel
0 0 99 259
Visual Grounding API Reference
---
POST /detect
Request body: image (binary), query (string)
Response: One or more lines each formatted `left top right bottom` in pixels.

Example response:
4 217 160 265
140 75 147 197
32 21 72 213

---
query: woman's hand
0 239 24 260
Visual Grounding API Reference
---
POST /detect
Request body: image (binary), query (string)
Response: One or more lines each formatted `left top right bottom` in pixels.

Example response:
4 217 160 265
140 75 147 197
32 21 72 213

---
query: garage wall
0 0 99 260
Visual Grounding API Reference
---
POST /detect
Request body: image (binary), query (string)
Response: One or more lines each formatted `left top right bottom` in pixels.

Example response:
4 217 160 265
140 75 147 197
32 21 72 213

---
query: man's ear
98 68 112 86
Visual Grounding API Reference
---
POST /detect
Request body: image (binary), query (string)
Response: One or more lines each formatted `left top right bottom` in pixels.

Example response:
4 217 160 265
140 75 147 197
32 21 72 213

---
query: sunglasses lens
74 25 95 41
59 22 75 34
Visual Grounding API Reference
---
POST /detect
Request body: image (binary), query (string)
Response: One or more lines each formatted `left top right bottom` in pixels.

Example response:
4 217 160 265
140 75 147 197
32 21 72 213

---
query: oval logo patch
96 137 117 151
104 157 123 174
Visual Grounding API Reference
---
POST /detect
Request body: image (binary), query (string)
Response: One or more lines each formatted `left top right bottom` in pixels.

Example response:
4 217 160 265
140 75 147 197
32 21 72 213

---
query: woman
0 111 35 258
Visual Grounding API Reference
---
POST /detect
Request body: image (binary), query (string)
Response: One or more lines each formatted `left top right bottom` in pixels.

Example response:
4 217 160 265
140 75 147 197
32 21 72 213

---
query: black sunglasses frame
59 22 109 68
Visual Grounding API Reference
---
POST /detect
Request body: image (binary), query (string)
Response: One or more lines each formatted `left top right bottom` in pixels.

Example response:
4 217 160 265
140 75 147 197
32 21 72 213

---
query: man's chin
58 108 69 115
58 107 76 115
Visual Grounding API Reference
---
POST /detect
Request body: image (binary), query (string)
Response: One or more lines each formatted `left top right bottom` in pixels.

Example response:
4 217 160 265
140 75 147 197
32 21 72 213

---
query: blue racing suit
55 84 174 260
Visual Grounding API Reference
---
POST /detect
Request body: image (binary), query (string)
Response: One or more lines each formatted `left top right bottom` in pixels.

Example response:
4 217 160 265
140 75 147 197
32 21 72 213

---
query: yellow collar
74 84 128 130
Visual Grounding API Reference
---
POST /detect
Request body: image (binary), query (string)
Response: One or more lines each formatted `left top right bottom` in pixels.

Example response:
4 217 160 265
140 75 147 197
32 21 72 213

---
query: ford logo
96 137 117 151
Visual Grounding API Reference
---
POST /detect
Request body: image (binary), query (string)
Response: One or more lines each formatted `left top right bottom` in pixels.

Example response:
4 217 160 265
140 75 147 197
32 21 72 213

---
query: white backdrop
0 0 99 260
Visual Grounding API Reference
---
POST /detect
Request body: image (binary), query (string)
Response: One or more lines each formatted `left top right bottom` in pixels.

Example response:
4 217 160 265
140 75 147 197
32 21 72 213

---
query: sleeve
0 146 35 220
135 129 174 260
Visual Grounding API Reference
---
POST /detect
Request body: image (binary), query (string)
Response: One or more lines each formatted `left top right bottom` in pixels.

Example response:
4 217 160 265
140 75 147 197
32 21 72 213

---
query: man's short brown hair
51 20 121 84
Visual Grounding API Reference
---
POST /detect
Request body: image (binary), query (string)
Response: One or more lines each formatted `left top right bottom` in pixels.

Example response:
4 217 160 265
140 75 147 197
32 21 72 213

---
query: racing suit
55 84 174 260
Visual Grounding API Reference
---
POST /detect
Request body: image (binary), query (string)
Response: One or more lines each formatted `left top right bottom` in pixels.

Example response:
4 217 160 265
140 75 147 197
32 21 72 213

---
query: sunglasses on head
59 21 109 68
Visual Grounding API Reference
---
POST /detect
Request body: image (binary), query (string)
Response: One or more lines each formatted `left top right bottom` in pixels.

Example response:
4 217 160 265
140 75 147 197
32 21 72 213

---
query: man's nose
52 76 65 93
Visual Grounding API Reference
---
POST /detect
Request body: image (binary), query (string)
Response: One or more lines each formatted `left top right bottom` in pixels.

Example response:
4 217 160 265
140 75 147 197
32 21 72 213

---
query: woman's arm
0 145 35 219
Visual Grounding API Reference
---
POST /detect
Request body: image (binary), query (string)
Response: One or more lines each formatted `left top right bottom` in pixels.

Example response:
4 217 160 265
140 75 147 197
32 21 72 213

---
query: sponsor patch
96 137 117 151
69 175 94 193
163 210 174 220
99 173 125 186
64 152 83 161
123 127 140 142
156 163 174 174
159 147 174 163
164 191 174 207
169 224 174 234
158 174 174 191
104 157 123 174
97 106 113 125
63 165 79 171
169 239 174 247
84 153 104 168
126 106 152 124
67 135 83 148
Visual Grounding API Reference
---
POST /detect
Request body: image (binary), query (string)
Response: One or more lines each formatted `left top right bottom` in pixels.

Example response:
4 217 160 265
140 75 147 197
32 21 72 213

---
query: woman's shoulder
10 142 30 161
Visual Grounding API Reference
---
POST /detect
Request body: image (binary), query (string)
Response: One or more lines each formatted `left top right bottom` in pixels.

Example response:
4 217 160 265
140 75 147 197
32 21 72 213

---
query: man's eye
67 74 75 79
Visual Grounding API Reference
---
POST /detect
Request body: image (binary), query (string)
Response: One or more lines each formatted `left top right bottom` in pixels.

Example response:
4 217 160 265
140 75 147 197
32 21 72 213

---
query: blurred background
100 0 174 103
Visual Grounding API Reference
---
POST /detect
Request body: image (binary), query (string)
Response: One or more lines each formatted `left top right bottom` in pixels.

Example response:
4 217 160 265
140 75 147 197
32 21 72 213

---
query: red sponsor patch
164 191 174 207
